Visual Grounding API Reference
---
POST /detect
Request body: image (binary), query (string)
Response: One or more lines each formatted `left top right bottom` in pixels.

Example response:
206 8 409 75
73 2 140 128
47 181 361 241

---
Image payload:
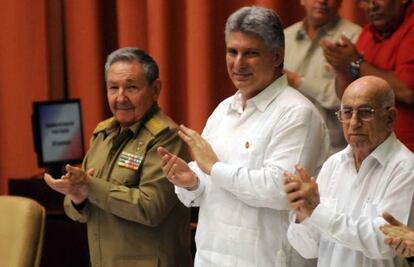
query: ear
273 47 284 68
151 79 162 100
386 107 397 130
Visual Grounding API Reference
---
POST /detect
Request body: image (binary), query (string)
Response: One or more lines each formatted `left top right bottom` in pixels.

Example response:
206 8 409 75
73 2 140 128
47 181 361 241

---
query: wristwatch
349 54 364 79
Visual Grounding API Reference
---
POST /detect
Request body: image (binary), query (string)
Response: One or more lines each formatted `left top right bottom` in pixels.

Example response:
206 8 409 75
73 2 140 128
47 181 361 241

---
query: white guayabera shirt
288 133 414 267
177 75 329 267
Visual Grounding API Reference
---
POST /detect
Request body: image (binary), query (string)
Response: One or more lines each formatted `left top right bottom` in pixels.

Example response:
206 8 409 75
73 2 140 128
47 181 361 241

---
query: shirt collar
104 119 119 136
104 119 140 137
368 132 397 166
230 75 287 113
341 132 397 166
296 16 340 40
104 103 160 136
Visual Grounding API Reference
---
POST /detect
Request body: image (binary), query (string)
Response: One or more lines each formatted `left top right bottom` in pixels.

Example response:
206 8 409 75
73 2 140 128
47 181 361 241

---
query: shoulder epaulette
145 114 169 135
93 117 115 134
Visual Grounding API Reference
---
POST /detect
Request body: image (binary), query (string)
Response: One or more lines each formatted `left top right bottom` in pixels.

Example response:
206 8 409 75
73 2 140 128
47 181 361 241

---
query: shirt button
245 141 250 149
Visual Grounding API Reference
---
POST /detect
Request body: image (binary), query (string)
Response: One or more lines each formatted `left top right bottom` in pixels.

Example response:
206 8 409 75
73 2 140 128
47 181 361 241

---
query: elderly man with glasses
283 75 414 267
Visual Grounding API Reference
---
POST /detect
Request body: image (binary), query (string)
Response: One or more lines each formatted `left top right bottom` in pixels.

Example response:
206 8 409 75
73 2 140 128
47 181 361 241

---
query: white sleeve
287 213 320 259
174 162 207 207
210 105 329 210
173 104 221 208
308 168 414 259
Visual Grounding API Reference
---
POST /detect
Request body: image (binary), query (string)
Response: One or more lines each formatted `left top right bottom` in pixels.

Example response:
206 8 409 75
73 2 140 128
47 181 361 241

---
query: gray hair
382 87 396 108
104 47 159 85
224 6 284 52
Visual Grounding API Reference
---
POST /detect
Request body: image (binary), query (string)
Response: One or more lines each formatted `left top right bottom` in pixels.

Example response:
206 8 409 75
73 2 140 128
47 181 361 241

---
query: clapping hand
283 164 320 222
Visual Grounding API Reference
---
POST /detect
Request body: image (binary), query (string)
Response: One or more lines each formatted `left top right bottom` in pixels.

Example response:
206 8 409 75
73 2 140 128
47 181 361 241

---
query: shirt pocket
216 222 258 265
110 141 148 187
111 167 140 187
361 201 379 218
320 197 338 212
246 137 267 168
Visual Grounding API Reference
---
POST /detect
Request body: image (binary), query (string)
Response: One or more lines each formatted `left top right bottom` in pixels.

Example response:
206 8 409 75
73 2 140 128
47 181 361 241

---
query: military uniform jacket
64 107 192 267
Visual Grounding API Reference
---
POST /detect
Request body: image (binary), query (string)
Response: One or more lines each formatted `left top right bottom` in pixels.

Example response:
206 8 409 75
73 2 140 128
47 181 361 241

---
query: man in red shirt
320 0 414 151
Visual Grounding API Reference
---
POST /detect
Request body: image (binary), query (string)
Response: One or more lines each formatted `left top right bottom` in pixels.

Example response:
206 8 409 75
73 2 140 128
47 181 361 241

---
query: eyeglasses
356 0 383 8
335 106 386 122
357 0 382 4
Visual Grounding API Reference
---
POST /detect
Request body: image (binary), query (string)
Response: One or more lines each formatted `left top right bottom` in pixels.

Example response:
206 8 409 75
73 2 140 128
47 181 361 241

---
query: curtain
0 0 366 193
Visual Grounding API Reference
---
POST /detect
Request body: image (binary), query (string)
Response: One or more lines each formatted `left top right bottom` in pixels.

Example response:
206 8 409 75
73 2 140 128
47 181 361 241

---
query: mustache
368 11 382 18
367 6 381 18
313 7 329 13
116 103 134 109
232 71 251 75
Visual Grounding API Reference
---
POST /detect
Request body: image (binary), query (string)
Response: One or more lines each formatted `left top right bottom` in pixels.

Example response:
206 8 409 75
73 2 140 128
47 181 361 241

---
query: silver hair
224 6 284 52
104 47 159 85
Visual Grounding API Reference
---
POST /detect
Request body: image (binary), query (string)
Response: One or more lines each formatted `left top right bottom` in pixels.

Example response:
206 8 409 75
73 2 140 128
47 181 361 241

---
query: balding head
343 76 395 109
340 76 396 164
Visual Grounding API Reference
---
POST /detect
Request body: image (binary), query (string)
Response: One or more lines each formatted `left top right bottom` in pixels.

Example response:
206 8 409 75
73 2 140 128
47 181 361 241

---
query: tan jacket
64 108 192 267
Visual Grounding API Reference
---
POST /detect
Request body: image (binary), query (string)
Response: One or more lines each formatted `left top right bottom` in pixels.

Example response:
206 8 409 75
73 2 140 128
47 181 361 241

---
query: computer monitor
32 99 85 172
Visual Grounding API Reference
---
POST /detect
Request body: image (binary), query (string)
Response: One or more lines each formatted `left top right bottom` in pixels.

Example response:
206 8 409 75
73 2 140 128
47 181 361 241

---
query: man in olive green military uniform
44 47 192 267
